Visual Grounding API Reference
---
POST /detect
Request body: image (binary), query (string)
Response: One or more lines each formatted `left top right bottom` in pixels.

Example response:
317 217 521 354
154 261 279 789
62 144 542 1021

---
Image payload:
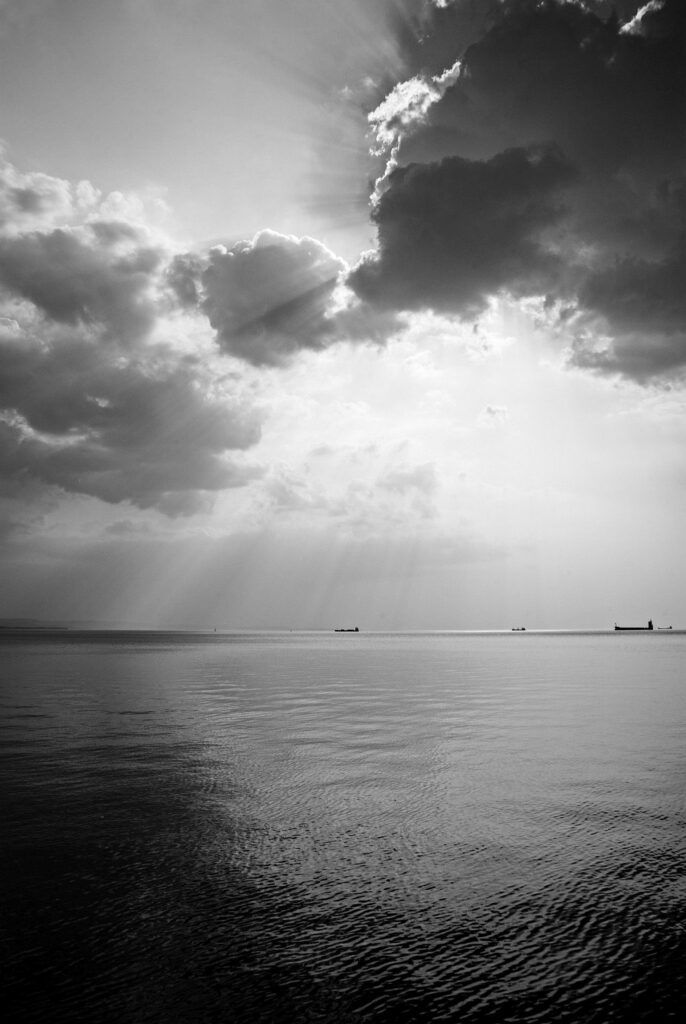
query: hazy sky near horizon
1 0 685 629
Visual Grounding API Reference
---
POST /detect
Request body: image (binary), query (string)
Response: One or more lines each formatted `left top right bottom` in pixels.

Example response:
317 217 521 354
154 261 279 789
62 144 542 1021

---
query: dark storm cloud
581 248 686 338
570 240 686 380
396 0 502 79
353 0 686 380
350 144 576 316
401 0 686 176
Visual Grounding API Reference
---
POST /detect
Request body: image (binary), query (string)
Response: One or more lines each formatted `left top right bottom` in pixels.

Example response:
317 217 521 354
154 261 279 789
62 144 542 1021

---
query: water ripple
2 631 685 1022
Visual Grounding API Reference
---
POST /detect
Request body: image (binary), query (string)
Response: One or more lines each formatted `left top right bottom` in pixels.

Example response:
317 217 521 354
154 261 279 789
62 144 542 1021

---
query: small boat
657 626 672 630
511 626 526 631
614 619 653 631
334 626 359 632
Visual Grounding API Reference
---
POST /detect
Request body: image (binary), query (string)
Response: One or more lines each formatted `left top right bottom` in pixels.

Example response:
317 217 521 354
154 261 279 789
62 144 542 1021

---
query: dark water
2 630 685 1023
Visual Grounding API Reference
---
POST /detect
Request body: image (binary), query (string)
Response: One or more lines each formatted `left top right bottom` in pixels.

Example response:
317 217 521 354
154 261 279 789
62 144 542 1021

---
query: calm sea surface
2 630 685 1022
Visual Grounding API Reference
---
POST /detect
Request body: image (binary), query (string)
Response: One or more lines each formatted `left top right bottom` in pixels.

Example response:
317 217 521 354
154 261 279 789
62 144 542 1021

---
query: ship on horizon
614 619 653 631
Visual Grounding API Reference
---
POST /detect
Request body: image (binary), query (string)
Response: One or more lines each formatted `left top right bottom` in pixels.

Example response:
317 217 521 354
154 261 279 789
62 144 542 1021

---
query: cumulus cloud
202 231 346 366
169 229 401 365
0 158 73 233
0 148 406 520
352 0 686 381
0 227 163 343
0 329 262 514
0 155 264 516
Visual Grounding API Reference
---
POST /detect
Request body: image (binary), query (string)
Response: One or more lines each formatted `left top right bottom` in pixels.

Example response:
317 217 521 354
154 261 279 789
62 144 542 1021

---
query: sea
2 629 685 1023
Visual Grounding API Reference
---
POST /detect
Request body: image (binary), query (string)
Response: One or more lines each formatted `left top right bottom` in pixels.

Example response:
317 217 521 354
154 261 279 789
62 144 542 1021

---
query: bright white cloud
368 59 461 155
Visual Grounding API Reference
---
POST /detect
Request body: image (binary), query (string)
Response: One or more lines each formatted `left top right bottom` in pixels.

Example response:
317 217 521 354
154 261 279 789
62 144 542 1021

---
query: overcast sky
1 0 685 629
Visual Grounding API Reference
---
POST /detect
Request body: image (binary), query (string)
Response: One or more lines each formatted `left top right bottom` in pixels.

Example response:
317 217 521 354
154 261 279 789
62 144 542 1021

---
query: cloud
391 0 685 177
0 155 264 515
350 144 576 317
0 330 262 514
201 230 347 366
580 246 686 338
258 451 438 533
353 0 686 381
478 404 509 427
167 251 204 310
368 59 462 155
569 225 686 380
0 227 162 343
0 153 173 349
0 152 402 520
169 229 401 365
0 151 165 237
378 461 436 495
0 157 73 232
0 474 59 542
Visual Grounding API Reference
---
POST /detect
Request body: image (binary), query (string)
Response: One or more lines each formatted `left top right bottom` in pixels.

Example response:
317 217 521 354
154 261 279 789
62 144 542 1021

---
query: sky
0 0 685 630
